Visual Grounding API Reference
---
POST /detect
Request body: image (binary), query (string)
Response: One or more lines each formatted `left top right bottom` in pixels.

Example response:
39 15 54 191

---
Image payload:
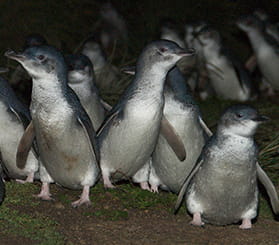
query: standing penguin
237 15 279 91
149 66 210 193
80 37 119 91
159 19 185 48
0 76 39 183
196 27 252 101
5 45 100 207
65 54 105 130
175 105 279 229
97 40 194 188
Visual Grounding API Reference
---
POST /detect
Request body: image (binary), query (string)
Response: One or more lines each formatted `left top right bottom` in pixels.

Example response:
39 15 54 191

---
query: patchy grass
1 183 65 245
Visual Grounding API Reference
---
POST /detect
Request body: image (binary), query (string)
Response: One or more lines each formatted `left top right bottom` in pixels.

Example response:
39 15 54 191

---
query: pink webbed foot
190 212 205 227
16 172 34 184
103 173 115 189
71 186 91 208
35 182 53 201
239 218 252 229
140 181 151 191
150 184 159 193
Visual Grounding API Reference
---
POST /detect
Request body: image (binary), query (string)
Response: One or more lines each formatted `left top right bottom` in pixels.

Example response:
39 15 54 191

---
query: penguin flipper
206 62 224 80
96 109 119 137
9 106 30 129
198 116 213 137
77 115 100 165
160 115 186 161
0 67 9 74
174 157 204 214
256 162 279 214
16 121 36 169
100 99 112 111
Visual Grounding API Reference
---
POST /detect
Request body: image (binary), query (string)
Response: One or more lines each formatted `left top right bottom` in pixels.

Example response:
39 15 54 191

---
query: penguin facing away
5 45 100 207
196 27 252 101
237 14 279 91
175 104 279 229
65 53 105 130
97 40 194 189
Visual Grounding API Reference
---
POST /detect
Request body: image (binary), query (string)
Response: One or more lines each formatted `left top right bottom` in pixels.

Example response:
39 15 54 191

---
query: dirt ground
0 181 278 245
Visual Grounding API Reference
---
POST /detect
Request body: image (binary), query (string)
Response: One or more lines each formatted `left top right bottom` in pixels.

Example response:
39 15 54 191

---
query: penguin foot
35 182 53 201
71 198 91 208
239 218 252 229
103 175 115 188
190 212 205 227
35 193 54 201
150 185 159 193
139 181 151 191
16 173 34 184
71 185 91 208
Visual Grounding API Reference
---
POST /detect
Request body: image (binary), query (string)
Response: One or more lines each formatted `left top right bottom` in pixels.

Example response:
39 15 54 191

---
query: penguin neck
203 42 220 59
166 67 194 105
31 73 68 108
69 76 98 102
246 29 267 51
134 64 169 96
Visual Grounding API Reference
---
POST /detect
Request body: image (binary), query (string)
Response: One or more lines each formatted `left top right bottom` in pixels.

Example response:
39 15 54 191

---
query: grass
1 183 65 245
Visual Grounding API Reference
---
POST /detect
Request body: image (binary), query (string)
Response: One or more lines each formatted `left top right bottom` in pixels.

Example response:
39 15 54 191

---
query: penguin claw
190 220 205 227
139 181 151 191
239 219 252 229
151 186 159 193
71 199 91 208
16 179 33 184
16 173 34 184
190 213 205 227
104 182 116 189
34 193 54 201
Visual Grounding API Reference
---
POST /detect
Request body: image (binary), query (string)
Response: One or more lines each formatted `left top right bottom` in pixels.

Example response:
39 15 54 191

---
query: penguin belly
34 111 99 190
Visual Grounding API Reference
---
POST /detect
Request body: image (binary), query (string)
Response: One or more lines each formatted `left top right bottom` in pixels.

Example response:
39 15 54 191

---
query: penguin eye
236 113 243 118
37 55 45 61
159 47 168 53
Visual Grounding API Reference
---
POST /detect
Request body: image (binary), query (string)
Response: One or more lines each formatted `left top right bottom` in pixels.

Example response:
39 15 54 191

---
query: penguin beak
4 49 27 62
253 115 270 122
177 48 195 57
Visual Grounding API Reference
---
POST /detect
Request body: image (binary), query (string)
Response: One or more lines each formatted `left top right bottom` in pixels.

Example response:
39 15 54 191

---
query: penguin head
184 23 195 48
196 27 221 48
65 54 93 84
236 15 264 33
137 40 195 72
219 104 269 137
82 39 104 57
5 45 67 80
23 33 47 50
253 9 269 22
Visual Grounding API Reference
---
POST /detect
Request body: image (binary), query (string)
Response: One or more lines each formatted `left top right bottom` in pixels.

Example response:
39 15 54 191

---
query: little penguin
149 65 211 193
80 37 119 91
159 18 185 48
97 40 194 188
253 10 279 43
5 45 100 207
196 27 252 101
175 104 279 229
0 76 39 183
98 1 128 56
237 15 279 91
65 54 105 130
184 21 212 99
